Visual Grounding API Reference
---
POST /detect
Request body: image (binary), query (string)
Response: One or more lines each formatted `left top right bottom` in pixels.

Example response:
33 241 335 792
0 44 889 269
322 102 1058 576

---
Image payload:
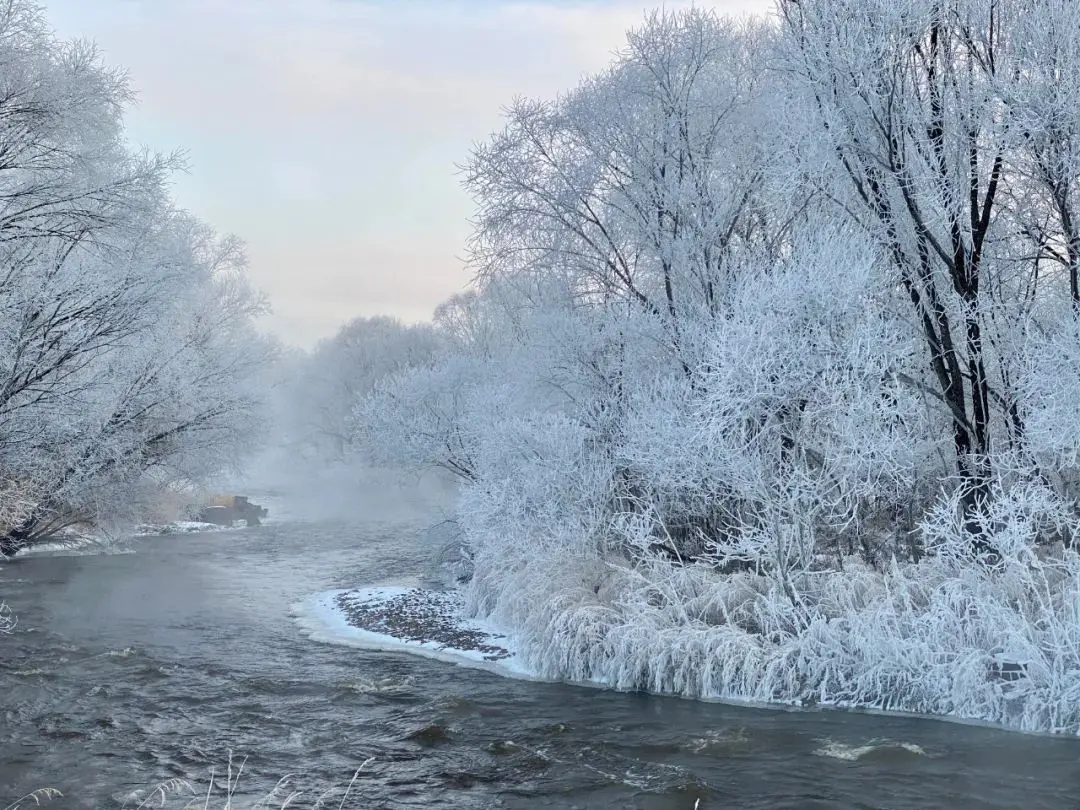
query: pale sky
47 0 771 348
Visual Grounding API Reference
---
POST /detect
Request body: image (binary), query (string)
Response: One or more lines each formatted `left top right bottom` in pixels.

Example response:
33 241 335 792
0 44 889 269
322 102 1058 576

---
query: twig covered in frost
0 601 15 634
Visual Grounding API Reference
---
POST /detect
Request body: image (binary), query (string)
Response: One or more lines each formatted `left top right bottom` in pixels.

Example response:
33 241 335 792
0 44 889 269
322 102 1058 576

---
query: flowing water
2 485 1080 809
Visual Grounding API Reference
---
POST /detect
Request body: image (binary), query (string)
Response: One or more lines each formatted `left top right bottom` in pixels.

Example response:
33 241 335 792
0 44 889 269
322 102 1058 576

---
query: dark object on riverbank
197 495 268 527
989 661 1028 683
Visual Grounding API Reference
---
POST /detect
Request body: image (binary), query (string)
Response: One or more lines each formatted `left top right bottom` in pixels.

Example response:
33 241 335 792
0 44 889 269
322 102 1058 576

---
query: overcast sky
47 0 771 348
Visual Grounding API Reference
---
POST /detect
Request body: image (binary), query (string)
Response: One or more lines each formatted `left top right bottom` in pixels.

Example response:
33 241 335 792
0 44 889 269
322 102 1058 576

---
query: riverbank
4 520 231 559
2 499 288 560
295 587 533 679
301 551 1080 739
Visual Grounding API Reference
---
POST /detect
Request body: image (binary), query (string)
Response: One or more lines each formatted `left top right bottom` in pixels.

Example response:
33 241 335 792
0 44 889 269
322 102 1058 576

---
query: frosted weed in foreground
3 789 63 810
119 752 373 809
0 601 15 634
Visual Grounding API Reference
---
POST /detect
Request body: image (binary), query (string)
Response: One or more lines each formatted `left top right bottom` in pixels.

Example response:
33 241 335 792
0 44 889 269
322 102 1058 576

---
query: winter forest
8 0 1080 736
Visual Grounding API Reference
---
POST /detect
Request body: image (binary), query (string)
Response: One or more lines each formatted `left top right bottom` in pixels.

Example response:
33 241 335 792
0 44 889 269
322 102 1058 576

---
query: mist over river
2 481 1079 809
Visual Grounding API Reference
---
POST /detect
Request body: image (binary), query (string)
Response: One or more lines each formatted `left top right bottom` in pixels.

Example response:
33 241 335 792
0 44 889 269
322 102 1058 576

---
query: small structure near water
197 495 268 527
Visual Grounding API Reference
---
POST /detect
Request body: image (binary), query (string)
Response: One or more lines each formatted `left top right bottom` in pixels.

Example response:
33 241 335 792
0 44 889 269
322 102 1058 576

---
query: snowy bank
459 538 1080 737
8 519 238 559
132 520 236 536
294 587 535 679
296 563 1080 739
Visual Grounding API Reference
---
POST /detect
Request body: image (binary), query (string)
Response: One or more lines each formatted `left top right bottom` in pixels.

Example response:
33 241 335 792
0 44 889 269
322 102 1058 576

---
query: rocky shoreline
333 588 511 661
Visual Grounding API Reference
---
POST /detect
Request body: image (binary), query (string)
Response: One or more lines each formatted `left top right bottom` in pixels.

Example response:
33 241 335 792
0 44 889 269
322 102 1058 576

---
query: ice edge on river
293 587 538 680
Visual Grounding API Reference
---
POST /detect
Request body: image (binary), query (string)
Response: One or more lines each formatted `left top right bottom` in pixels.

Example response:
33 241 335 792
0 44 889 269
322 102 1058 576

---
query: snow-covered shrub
461 472 1080 733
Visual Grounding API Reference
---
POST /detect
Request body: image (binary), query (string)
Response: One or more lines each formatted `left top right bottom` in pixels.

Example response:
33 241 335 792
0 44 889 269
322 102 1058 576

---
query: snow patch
293 586 537 679
132 520 235 536
15 539 134 557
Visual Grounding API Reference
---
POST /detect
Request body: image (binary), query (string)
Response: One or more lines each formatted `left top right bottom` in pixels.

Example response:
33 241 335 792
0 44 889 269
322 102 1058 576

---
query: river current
2 484 1079 809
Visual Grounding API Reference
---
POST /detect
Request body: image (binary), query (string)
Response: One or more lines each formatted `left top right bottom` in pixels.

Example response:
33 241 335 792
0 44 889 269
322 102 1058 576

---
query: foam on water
813 739 929 761
102 647 137 658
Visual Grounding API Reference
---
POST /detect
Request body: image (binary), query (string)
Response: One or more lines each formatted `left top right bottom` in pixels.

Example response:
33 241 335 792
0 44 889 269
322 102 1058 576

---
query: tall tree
779 0 1080 521
466 9 782 372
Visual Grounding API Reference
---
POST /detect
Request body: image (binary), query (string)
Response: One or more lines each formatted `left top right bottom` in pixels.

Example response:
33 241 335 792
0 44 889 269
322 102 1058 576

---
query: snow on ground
133 521 232 535
12 529 130 557
9 518 241 558
294 587 537 679
14 542 135 557
131 520 236 536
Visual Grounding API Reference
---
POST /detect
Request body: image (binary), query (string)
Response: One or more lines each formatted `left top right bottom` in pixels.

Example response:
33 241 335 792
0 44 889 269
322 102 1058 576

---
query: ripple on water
813 738 930 762
101 646 137 658
683 727 753 754
6 666 51 677
336 675 417 697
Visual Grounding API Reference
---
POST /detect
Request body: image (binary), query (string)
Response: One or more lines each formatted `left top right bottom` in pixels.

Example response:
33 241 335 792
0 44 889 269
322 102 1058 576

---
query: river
2 485 1079 809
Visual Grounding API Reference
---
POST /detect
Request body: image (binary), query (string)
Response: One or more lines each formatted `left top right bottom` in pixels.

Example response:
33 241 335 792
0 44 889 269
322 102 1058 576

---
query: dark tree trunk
0 511 47 558
0 526 30 558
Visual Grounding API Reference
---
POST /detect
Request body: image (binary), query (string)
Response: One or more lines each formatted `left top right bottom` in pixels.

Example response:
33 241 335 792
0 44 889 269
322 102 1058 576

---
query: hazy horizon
47 0 771 349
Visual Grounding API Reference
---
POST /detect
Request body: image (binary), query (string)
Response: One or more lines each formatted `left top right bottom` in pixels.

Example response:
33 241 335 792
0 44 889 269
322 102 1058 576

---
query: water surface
2 489 1079 808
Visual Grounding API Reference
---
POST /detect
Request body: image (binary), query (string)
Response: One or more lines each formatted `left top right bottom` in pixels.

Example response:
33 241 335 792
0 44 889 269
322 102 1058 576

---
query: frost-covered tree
354 288 529 482
452 9 817 564
0 1 272 555
466 9 785 371
779 0 1080 520
276 316 440 467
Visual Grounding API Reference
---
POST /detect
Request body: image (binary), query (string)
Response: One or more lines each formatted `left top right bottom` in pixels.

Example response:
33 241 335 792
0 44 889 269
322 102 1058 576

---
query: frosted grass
462 526 1080 735
3 755 373 810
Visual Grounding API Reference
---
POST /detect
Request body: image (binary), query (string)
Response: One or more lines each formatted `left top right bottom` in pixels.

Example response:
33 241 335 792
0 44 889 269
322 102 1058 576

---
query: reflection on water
1 489 1079 809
